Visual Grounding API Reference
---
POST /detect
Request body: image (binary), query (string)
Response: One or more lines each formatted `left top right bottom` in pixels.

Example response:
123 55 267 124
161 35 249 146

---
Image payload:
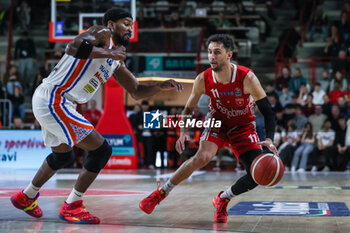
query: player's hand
258 138 279 156
110 45 126 61
159 79 183 92
176 134 190 154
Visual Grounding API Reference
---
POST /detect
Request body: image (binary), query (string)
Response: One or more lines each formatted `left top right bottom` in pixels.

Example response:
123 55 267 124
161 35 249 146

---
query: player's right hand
110 45 126 61
175 134 190 154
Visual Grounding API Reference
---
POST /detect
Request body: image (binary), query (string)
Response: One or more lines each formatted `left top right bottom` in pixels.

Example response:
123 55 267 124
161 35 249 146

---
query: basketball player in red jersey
139 34 278 223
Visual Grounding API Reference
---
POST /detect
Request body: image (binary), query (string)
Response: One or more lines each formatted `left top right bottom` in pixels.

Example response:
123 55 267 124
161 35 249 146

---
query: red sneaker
212 191 230 223
59 201 100 224
10 190 43 218
139 182 166 214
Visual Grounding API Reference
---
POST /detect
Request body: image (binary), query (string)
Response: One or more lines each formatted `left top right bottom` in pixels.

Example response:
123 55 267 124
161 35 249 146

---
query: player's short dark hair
103 8 132 26
206 34 234 52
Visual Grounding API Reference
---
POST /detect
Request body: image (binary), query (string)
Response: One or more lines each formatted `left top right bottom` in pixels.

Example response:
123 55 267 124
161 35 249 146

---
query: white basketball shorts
32 83 94 147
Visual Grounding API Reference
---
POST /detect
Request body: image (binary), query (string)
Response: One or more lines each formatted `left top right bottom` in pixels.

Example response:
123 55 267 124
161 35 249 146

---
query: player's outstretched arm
176 73 205 154
243 71 278 156
113 63 183 100
65 25 126 61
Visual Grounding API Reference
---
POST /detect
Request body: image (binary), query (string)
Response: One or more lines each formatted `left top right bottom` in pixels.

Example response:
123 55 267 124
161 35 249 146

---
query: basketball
250 153 284 187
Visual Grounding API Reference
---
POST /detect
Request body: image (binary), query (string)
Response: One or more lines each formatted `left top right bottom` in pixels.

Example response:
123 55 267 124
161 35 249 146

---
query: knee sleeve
46 150 75 170
83 140 112 173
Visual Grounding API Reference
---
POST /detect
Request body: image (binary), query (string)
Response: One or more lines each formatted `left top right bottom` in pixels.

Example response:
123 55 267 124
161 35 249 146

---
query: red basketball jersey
204 64 256 129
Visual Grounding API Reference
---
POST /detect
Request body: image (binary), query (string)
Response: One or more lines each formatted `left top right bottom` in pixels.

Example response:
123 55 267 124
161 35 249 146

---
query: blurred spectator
167 11 184 28
289 68 307 94
212 12 232 29
31 119 41 130
11 116 24 129
275 66 292 93
341 1 350 22
279 87 293 107
329 71 348 92
328 80 345 104
279 122 298 170
153 12 166 28
226 2 243 27
275 110 285 130
31 70 44 95
332 50 349 74
137 9 148 28
323 36 340 57
8 85 25 120
14 31 36 94
326 117 350 171
16 0 31 31
309 119 335 171
214 143 236 171
167 107 179 168
179 0 193 18
268 94 283 113
319 71 330 93
337 96 350 118
0 79 5 98
297 84 308 106
322 94 332 118
309 6 328 41
338 12 350 43
282 95 298 128
308 105 327 133
312 82 326 105
265 82 279 100
274 126 282 149
152 125 167 168
293 105 308 131
84 100 101 127
291 122 315 172
330 105 341 131
4 65 23 96
302 94 315 117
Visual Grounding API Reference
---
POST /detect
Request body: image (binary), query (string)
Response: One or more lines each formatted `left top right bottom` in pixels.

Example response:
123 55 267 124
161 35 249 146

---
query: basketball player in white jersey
10 8 183 224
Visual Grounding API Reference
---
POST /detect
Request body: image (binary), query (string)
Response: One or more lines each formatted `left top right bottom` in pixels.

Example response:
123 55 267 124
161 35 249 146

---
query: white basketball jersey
43 38 120 103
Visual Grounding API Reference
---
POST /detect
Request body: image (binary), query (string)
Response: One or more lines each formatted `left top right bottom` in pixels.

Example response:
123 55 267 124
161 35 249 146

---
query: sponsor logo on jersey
94 72 105 84
83 84 95 93
89 78 99 89
234 88 242 97
219 91 234 97
235 98 244 106
99 65 110 79
215 102 249 119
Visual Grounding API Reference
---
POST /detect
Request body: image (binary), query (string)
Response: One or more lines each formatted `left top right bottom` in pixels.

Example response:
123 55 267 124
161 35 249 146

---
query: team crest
234 88 242 97
235 98 244 106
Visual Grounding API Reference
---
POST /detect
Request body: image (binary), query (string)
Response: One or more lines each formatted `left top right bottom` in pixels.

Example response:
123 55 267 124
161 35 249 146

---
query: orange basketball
250 153 284 186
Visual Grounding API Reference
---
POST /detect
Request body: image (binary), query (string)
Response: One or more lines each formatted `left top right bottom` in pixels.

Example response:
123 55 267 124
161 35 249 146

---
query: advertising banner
0 130 51 169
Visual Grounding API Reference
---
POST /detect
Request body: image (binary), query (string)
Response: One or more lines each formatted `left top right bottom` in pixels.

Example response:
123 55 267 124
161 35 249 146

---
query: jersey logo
89 78 99 89
235 98 244 106
94 72 105 84
234 88 242 97
83 84 95 93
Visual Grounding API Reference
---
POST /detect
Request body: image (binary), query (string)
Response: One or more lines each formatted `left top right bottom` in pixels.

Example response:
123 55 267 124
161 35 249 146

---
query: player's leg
58 130 111 224
139 140 219 214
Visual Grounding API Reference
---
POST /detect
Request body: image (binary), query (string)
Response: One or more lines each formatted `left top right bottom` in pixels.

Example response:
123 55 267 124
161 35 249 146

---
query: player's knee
46 150 75 170
192 151 213 168
83 140 112 173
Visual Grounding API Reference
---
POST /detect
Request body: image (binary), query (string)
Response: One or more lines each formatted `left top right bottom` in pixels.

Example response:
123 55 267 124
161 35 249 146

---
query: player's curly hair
206 34 234 52
103 8 132 26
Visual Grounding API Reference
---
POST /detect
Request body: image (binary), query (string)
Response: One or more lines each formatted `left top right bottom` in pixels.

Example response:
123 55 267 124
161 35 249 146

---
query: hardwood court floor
1 169 350 233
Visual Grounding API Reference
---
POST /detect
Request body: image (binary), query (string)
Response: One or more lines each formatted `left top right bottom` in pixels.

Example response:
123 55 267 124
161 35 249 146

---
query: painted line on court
154 171 206 179
0 188 147 197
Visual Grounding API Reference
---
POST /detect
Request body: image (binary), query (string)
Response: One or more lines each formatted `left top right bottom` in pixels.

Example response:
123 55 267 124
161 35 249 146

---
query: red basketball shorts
200 122 262 158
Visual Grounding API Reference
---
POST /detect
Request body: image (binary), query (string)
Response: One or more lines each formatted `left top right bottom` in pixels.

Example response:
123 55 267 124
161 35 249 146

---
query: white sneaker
291 166 296 172
285 167 290 171
311 166 317 172
213 166 221 171
322 166 330 172
297 168 305 173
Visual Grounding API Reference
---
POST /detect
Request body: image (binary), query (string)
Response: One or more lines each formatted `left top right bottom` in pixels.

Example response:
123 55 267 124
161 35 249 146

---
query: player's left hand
159 79 183 92
258 138 279 156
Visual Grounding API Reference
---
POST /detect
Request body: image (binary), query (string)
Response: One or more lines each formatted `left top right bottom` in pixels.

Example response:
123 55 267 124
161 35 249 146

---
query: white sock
23 183 40 199
161 180 175 195
66 188 84 204
220 187 235 199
